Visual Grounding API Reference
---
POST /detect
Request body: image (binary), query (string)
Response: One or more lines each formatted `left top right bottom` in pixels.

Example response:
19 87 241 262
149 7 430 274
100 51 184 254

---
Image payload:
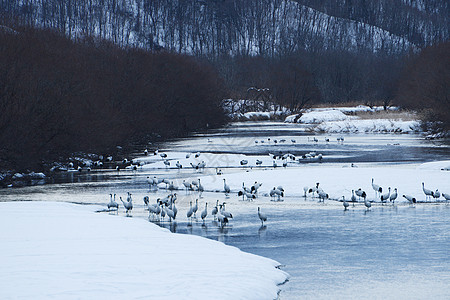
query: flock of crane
105 172 450 230
106 192 242 227
103 147 448 228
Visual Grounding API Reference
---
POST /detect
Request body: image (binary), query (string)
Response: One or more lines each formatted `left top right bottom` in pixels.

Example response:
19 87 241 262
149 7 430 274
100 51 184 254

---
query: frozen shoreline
0 201 288 300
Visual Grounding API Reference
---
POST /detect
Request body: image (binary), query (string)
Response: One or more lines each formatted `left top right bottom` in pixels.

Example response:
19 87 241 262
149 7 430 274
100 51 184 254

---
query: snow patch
0 201 288 300
316 119 421 133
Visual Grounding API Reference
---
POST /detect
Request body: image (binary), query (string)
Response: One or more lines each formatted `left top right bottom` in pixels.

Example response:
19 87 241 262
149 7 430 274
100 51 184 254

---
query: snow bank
311 105 399 113
417 160 450 171
286 110 351 124
315 119 421 133
243 111 272 120
0 202 288 300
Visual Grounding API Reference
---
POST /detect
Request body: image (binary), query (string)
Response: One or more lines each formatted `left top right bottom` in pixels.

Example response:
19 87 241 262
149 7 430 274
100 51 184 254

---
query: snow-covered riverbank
285 108 420 133
0 201 288 300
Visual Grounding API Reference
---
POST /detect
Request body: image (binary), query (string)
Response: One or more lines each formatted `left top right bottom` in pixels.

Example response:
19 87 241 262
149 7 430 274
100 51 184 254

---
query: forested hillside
1 0 447 55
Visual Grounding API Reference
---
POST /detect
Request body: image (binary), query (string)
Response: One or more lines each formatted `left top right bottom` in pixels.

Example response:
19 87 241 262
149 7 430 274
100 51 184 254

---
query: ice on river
0 201 288 300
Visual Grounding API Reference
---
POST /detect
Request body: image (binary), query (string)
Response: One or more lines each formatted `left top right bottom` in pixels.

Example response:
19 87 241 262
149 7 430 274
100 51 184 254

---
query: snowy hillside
3 0 447 55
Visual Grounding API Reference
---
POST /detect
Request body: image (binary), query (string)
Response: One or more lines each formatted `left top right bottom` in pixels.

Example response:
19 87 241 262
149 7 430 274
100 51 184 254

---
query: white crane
147 176 155 190
380 187 391 205
342 196 349 211
183 180 192 192
165 206 175 222
422 182 434 201
433 189 441 200
220 203 233 219
351 190 357 206
355 188 367 201
308 183 320 198
318 191 329 202
390 188 398 204
251 181 262 194
192 199 199 218
403 194 416 205
172 200 177 219
198 179 204 197
211 200 219 220
191 180 199 189
107 194 119 212
186 201 194 222
223 179 231 195
217 211 228 227
442 193 450 202
303 186 309 198
201 203 208 223
364 196 371 211
143 196 149 207
160 204 166 222
238 190 255 201
258 207 267 225
120 196 133 214
148 199 161 220
270 187 284 201
372 178 383 197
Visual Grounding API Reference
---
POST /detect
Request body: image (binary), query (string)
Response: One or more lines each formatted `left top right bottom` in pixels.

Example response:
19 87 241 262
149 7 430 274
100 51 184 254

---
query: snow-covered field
0 201 288 300
315 118 420 133
282 106 420 134
285 108 420 133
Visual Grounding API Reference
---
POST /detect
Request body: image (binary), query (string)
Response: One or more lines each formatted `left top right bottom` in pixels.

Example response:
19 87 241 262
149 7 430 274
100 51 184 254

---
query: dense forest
0 0 448 172
0 27 226 171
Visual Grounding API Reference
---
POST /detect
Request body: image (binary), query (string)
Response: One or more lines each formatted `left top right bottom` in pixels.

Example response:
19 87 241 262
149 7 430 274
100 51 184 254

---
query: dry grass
312 101 372 108
353 110 418 121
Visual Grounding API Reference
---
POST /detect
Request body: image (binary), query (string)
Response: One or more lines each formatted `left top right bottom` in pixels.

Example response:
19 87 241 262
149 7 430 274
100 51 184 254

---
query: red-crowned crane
107 194 119 213
342 196 349 211
201 203 208 223
390 188 398 204
422 182 434 201
372 178 383 197
211 200 219 220
258 207 267 225
223 179 231 195
192 199 198 218
380 187 391 205
403 194 416 205
120 195 133 215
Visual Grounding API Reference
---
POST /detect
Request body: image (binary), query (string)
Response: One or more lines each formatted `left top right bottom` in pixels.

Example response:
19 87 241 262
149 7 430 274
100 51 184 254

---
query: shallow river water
2 122 450 299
